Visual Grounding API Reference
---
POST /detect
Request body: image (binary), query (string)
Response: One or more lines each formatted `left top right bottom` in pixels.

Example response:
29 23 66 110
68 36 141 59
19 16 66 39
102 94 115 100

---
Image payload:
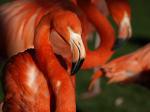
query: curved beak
113 12 132 50
68 28 86 75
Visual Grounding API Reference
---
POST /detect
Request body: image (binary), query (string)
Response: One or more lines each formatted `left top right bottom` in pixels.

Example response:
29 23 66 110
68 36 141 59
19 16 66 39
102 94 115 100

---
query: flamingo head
118 12 132 39
113 12 132 49
50 11 86 75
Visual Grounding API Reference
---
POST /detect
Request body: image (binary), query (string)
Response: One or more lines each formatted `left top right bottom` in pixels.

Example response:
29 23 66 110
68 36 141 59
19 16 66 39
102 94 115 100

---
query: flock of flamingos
0 0 149 111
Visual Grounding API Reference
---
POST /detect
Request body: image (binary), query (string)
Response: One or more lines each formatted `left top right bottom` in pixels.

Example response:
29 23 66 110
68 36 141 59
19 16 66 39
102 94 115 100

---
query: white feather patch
26 65 38 92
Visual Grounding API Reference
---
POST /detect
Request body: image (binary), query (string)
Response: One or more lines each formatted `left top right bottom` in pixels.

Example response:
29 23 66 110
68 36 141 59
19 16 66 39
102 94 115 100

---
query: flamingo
89 44 150 89
0 0 86 111
75 0 115 69
2 49 51 112
106 0 132 48
92 0 132 46
73 0 132 96
102 44 150 87
0 0 85 74
2 49 76 112
88 44 150 94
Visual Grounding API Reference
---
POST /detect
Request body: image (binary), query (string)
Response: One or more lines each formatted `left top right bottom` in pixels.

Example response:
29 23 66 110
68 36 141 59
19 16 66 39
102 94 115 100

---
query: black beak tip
112 38 126 50
71 62 77 75
71 59 84 75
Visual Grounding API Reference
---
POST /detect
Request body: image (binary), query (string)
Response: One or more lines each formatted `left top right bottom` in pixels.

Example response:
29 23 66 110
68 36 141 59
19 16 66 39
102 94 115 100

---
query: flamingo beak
113 12 132 50
68 28 86 75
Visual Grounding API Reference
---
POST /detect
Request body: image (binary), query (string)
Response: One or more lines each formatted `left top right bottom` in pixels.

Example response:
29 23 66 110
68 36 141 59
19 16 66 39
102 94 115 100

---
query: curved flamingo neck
77 1 115 69
78 1 115 51
34 15 54 70
34 13 76 112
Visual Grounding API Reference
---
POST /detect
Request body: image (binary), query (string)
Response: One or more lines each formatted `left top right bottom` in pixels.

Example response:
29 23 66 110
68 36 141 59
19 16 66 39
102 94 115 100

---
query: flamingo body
3 49 50 112
0 1 87 111
3 48 76 112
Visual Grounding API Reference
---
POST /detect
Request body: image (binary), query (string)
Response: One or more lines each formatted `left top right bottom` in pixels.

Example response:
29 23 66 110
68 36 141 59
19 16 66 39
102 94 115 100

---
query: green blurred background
0 0 150 112
77 1 150 112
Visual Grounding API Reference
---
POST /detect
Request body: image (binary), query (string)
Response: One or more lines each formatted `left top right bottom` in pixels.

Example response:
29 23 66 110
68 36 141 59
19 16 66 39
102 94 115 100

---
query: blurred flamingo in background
72 0 132 45
92 0 132 95
73 0 132 97
106 0 132 48
89 44 150 91
76 0 115 97
102 44 150 88
92 0 132 43
78 0 115 69
80 0 132 66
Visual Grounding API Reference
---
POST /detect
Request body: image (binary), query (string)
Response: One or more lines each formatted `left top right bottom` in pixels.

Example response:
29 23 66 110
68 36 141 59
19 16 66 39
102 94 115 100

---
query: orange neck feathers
34 13 76 112
77 1 115 69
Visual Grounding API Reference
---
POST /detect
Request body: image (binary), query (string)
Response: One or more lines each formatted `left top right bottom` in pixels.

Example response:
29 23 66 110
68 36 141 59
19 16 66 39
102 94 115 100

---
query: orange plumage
0 0 86 111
